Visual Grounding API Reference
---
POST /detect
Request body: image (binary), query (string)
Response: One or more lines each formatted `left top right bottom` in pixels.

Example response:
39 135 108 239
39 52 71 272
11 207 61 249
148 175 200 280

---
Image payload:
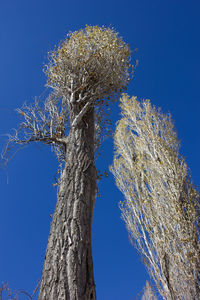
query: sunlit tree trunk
39 107 97 300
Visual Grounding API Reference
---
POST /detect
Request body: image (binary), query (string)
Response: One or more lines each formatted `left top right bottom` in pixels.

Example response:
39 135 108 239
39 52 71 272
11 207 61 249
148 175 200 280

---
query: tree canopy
46 25 132 104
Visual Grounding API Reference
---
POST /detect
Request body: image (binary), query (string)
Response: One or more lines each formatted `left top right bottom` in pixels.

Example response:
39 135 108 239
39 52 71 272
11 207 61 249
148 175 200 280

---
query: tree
111 94 200 299
3 26 132 300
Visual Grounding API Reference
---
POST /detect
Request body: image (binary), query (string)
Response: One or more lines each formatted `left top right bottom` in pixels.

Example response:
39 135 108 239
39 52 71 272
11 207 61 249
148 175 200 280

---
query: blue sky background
0 1 200 299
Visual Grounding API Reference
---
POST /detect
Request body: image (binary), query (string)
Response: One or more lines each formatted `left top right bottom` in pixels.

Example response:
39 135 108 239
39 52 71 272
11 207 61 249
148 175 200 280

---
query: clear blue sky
0 1 200 299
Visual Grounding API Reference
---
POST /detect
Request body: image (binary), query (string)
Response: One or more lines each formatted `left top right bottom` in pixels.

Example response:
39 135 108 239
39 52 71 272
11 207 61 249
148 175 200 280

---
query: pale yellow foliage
46 25 132 102
111 94 200 299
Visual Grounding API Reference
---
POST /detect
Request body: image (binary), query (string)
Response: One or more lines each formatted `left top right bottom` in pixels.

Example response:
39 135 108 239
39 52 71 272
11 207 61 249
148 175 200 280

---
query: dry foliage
111 94 200 299
46 25 132 105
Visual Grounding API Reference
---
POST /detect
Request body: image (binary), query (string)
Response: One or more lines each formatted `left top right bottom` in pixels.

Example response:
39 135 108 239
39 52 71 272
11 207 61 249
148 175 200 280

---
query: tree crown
46 25 133 102
3 26 133 165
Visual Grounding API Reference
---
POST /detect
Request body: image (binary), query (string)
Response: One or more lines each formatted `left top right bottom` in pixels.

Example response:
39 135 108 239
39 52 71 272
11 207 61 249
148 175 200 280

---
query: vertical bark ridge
39 108 97 300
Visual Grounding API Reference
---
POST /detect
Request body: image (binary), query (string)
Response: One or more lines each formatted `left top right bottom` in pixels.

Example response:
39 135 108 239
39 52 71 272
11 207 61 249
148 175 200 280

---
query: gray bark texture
38 107 97 300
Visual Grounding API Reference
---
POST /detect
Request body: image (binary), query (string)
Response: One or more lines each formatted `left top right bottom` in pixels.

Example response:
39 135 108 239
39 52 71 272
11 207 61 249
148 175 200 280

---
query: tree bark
38 107 97 300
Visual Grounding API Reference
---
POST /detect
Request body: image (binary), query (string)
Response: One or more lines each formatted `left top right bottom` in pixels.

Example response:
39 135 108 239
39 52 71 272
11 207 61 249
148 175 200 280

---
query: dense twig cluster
111 94 200 299
46 25 132 105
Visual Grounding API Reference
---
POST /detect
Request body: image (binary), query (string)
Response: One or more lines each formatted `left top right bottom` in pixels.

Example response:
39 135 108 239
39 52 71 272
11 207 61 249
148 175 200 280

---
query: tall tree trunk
39 107 97 300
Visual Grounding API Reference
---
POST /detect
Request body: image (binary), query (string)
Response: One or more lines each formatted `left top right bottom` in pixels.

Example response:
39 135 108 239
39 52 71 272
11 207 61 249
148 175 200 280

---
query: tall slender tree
111 94 200 299
4 26 132 299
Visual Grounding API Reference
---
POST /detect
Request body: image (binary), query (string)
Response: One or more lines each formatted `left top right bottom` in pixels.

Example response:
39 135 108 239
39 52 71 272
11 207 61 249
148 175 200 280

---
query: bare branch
0 280 40 300
3 94 68 164
72 99 94 128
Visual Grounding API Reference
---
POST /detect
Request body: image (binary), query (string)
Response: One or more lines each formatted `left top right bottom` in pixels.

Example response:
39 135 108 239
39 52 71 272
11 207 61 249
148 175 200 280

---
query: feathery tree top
46 25 133 101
